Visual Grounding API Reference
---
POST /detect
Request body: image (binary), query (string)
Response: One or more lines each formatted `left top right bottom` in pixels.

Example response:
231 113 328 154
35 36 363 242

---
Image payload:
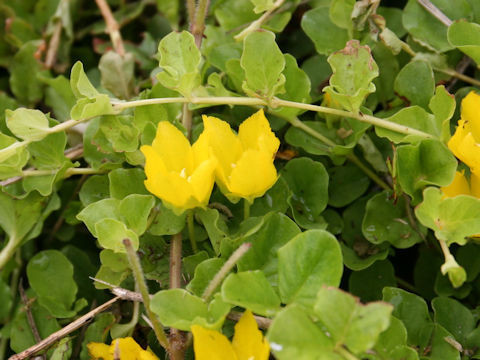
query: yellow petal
141 145 168 183
232 310 270 360
448 119 469 160
202 115 243 186
227 150 278 202
189 159 217 206
151 122 194 174
451 132 480 172
191 325 238 360
461 91 480 142
88 342 112 359
238 109 280 156
116 337 145 359
470 170 480 198
441 171 470 198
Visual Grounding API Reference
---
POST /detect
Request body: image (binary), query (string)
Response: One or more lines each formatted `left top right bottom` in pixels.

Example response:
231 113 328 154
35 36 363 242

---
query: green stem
244 199 251 220
186 0 195 28
187 210 197 253
435 67 480 88
202 242 251 301
123 239 169 349
0 235 20 271
335 346 360 360
192 0 210 48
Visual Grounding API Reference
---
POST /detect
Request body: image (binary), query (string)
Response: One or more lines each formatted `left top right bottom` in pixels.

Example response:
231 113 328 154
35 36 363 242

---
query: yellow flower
441 170 480 198
87 337 159 360
200 109 280 203
448 91 480 172
191 310 270 360
140 121 217 214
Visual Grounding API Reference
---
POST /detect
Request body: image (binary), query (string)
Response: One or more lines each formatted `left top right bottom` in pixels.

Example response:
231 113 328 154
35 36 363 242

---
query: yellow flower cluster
443 91 480 198
88 337 159 360
141 110 280 213
191 310 270 360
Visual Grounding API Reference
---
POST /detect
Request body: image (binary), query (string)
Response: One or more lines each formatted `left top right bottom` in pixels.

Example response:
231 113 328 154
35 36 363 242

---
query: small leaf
349 260 397 302
323 40 378 113
402 0 472 52
432 296 475 345
240 30 285 100
329 0 355 32
70 95 115 120
362 191 426 249
156 31 202 97
250 0 274 13
314 287 392 354
221 270 281 317
27 250 78 318
187 258 225 297
382 287 433 347
281 158 329 228
448 21 480 66
0 133 29 180
278 230 343 308
394 61 434 110
267 305 335 359
150 289 208 331
99 51 135 100
70 61 99 99
328 163 370 208
108 168 149 199
96 218 139 253
301 6 349 56
6 108 50 141
396 139 457 204
415 187 480 246
429 85 456 143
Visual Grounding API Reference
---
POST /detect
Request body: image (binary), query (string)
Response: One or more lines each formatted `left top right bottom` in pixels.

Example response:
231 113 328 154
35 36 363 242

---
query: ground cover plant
2 0 480 358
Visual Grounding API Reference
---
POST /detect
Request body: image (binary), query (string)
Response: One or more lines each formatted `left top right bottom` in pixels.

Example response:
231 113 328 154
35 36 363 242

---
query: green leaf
186 258 224 297
240 30 285 100
6 108 50 141
394 61 434 110
79 313 116 360
108 168 149 199
250 177 290 216
0 278 12 322
415 187 480 246
373 316 418 359
362 191 426 249
149 203 186 236
314 287 392 354
237 212 300 287
214 0 257 31
156 31 202 97
50 337 72 360
70 95 115 120
151 289 206 330
79 175 110 206
323 40 379 113
382 287 433 347
396 139 457 204
9 41 45 105
402 0 472 52
267 305 336 360
0 133 29 180
281 158 329 228
301 6 350 56
448 21 480 66
427 324 461 359
27 129 68 170
328 163 370 207
27 250 78 318
221 270 281 317
10 299 60 353
429 85 456 143
329 0 355 32
95 218 139 253
70 61 99 99
98 115 139 152
349 260 397 302
38 74 77 122
196 207 229 254
375 106 440 143
99 51 135 100
278 230 343 308
250 0 274 13
432 296 475 345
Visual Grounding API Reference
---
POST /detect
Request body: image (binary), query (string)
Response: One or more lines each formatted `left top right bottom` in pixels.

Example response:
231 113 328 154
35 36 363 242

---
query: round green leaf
328 163 370 207
278 230 343 307
394 61 434 110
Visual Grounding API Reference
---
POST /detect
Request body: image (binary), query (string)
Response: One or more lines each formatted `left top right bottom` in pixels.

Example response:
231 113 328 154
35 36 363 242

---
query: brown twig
227 311 272 330
45 20 63 69
94 0 125 56
416 0 452 26
18 282 45 360
191 0 210 48
8 297 120 360
168 233 186 360
447 56 472 92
